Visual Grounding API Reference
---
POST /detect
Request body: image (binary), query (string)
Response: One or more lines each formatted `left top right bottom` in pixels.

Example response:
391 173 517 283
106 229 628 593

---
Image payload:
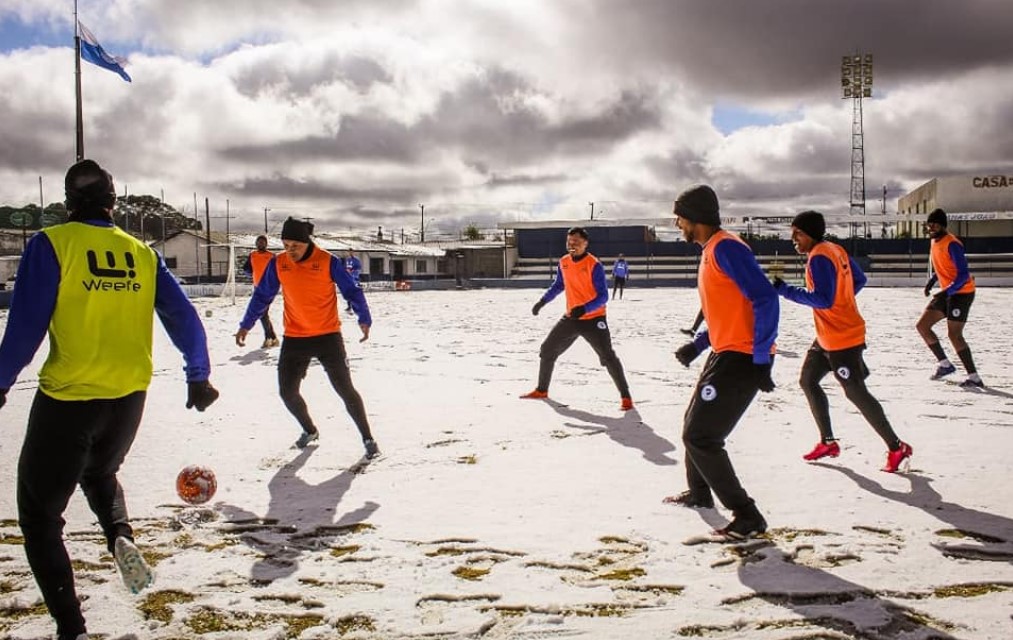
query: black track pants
682 351 760 516
536 315 631 397
18 390 146 637
799 341 900 448
278 332 373 441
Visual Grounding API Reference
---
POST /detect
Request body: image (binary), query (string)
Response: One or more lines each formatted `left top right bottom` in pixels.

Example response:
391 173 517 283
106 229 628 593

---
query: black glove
772 276 786 290
675 342 699 367
531 300 547 316
0 388 6 410
923 281 932 297
754 363 775 393
186 381 220 412
570 305 586 319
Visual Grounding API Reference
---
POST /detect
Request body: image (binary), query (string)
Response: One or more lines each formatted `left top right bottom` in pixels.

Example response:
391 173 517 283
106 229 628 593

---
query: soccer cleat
114 536 154 595
930 362 957 380
294 430 320 449
959 375 984 389
364 439 380 459
520 389 548 399
662 490 714 509
714 511 768 541
621 397 634 411
803 440 840 461
882 442 913 473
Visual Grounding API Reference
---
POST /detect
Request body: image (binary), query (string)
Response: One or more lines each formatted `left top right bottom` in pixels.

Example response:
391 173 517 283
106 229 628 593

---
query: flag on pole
78 21 132 82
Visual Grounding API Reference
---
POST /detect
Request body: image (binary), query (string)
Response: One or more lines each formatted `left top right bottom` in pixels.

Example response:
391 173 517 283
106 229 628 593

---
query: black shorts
927 291 975 323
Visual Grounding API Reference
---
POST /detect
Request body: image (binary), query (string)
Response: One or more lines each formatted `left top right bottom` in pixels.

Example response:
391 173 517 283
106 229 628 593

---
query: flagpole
74 0 84 160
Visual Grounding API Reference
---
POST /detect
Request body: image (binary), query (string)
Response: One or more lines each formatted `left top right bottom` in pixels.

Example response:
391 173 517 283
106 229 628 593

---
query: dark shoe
715 510 768 540
294 430 319 449
364 439 380 459
931 362 957 380
663 490 714 509
959 374 984 389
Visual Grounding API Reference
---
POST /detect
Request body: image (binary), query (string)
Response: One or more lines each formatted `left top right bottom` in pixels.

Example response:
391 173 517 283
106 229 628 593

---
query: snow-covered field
1 287 1011 639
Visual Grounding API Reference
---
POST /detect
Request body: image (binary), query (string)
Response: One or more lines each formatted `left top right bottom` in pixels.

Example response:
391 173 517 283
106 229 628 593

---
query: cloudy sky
2 0 1013 236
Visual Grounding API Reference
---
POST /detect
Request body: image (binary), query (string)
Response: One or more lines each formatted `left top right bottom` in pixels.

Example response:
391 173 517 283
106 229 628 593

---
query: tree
463 224 483 241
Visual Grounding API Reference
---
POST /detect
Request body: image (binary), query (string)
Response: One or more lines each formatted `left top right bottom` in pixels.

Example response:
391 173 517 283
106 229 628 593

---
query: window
416 260 428 274
165 257 178 268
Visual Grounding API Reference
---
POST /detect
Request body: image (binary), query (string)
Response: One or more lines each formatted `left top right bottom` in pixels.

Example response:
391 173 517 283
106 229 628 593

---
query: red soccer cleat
803 440 840 461
882 442 913 473
520 389 548 399
621 397 634 411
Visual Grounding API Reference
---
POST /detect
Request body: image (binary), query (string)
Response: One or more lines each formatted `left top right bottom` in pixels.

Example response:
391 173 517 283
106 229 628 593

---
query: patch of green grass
0 602 49 622
185 607 325 638
0 533 25 545
457 455 478 464
933 582 1012 598
71 559 111 572
599 535 629 545
335 614 375 635
139 590 196 623
768 527 831 542
453 566 490 581
0 519 18 528
595 567 645 581
935 529 1005 544
620 583 684 595
330 545 361 558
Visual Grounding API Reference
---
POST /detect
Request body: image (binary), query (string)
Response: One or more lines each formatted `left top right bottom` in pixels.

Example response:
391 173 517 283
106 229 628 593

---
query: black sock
928 341 947 361
956 347 977 374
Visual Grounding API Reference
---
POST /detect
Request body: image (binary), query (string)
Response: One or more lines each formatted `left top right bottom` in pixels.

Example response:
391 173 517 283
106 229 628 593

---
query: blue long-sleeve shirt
239 249 371 331
0 221 211 390
692 238 779 364
778 254 867 309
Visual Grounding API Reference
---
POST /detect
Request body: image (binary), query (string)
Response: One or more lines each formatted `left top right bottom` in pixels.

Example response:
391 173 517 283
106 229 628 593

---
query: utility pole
589 202 594 221
205 197 212 280
419 203 425 242
263 207 270 234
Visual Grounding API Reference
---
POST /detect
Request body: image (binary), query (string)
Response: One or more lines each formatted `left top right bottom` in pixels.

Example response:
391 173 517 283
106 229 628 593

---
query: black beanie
927 208 947 227
674 184 721 226
65 159 116 214
791 210 826 242
281 217 313 242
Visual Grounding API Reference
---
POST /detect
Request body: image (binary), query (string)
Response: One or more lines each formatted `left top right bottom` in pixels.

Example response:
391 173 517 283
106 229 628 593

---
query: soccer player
773 211 912 473
666 184 777 540
521 227 634 411
0 159 218 640
916 208 983 388
241 234 279 348
611 253 629 300
235 218 379 458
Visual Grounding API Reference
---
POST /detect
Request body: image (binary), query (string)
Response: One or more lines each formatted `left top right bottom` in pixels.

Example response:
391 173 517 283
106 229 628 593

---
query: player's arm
777 255 837 309
0 233 59 392
330 255 371 326
716 241 778 364
945 242 971 295
154 254 211 382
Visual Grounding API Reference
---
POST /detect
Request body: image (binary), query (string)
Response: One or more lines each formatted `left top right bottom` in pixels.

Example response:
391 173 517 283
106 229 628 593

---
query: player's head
255 235 268 251
925 208 947 239
566 226 589 256
790 210 825 254
65 159 116 221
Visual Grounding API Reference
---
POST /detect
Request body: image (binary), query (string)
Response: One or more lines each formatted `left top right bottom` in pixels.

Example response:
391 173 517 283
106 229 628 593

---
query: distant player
344 250 362 312
773 211 912 473
242 235 279 348
521 227 634 411
916 208 983 388
611 254 629 300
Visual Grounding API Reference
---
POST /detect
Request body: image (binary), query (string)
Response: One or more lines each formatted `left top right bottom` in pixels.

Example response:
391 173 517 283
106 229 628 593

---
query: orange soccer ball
175 465 217 505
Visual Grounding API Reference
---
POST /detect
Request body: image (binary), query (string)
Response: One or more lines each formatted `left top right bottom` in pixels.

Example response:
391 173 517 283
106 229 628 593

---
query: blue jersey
613 259 629 278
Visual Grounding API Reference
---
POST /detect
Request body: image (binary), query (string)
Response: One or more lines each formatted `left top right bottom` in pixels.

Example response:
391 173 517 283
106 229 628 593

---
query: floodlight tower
841 53 873 232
